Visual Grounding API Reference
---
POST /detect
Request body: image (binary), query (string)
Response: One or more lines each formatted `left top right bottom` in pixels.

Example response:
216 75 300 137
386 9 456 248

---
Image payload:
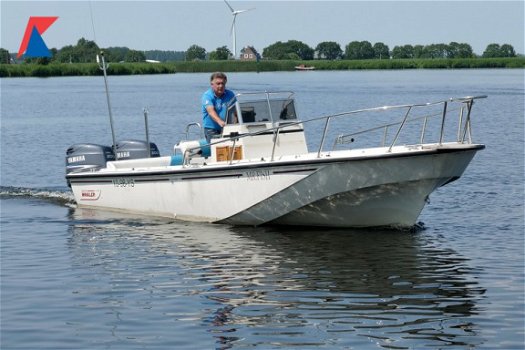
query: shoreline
1 57 523 78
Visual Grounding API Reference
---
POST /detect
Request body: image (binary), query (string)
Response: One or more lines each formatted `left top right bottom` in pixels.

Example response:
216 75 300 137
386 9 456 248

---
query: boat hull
221 147 479 227
68 145 482 228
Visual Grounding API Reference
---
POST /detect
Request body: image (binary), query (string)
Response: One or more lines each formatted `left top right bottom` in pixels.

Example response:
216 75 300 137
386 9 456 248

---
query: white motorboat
65 91 485 228
295 64 315 71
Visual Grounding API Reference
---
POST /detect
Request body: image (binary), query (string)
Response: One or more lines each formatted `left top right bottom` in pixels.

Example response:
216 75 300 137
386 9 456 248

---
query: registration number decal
112 178 135 187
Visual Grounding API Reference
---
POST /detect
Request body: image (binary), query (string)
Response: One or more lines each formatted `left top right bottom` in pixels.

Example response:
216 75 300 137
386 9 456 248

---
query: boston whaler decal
81 190 101 200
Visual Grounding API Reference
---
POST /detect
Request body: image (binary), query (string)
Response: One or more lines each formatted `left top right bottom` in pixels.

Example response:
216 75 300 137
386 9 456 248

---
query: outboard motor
115 139 160 160
66 143 115 174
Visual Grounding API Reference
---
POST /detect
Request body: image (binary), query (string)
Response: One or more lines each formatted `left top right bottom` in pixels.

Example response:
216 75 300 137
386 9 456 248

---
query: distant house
240 46 260 61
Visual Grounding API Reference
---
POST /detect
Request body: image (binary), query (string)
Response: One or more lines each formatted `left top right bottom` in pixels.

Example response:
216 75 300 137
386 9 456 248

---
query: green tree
125 50 146 62
447 42 473 58
413 45 425 58
422 43 448 58
372 42 389 59
0 48 11 64
145 50 185 61
55 44 74 63
391 45 414 59
287 40 314 60
446 42 458 58
74 38 99 62
344 41 361 59
344 41 374 60
263 40 314 60
500 44 516 57
484 43 516 58
446 42 472 58
262 41 288 59
106 47 129 62
482 43 501 58
209 46 231 60
315 41 342 60
55 38 99 63
186 44 206 61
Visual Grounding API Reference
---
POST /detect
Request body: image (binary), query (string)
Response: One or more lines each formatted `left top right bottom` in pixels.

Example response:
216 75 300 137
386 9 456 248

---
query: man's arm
206 105 225 128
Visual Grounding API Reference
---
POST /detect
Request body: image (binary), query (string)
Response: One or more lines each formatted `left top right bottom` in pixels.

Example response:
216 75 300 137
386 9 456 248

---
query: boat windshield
227 92 297 125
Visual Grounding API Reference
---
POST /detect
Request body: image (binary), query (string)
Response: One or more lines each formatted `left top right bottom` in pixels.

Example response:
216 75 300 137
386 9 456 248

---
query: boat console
175 92 308 164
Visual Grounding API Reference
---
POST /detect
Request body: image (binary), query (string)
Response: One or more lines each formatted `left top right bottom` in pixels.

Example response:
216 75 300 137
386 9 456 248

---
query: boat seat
242 110 256 123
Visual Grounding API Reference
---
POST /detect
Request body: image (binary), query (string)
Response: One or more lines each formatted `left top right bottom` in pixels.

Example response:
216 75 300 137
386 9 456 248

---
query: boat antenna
97 52 118 160
88 0 98 44
90 1 118 159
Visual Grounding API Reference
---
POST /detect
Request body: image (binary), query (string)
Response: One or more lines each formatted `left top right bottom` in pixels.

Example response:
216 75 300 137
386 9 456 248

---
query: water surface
1 70 524 349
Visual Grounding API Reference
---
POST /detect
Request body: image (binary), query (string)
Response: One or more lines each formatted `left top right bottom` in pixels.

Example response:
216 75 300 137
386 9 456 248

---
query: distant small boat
295 64 315 71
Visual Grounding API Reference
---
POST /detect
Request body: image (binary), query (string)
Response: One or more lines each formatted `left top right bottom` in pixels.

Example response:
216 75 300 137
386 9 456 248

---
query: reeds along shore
1 57 524 77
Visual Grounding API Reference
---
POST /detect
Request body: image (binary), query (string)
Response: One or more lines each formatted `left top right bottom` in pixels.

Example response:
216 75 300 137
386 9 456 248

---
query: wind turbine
224 0 255 59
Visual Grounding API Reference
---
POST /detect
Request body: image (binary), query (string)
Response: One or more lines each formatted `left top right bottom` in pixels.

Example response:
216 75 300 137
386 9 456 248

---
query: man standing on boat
202 72 236 142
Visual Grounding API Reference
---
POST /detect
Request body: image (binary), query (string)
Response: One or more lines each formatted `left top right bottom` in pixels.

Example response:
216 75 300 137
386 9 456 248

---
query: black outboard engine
66 143 115 174
115 139 160 160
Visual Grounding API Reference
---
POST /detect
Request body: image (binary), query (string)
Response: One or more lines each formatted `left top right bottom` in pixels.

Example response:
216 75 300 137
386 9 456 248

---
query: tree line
0 39 185 64
0 38 518 64
168 40 519 61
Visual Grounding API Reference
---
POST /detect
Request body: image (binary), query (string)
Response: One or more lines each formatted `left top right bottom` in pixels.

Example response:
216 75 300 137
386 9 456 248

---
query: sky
1 1 524 56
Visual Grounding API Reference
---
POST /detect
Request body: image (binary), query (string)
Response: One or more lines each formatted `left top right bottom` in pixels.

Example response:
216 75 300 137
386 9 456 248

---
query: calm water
1 70 524 349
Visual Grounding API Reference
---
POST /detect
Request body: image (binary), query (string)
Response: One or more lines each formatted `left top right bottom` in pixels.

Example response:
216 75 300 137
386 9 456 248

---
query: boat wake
0 186 76 208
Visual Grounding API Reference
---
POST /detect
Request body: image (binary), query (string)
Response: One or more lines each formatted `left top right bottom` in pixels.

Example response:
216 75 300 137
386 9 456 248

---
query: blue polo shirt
201 88 236 130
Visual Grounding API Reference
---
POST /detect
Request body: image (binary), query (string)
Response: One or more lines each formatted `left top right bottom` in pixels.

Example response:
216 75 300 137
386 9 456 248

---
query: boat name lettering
245 170 271 181
112 178 135 187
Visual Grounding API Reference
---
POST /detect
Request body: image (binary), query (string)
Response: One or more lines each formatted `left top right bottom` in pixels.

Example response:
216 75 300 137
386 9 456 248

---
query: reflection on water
66 207 486 349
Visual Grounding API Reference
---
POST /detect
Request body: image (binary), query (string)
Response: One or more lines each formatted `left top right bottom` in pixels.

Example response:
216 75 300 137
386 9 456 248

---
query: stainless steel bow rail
182 94 487 165
331 95 487 153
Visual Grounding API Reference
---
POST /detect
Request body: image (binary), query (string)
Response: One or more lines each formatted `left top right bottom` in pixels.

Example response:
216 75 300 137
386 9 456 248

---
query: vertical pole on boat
270 128 281 161
457 106 464 142
461 99 474 143
97 51 118 159
143 108 151 157
317 117 331 158
382 126 389 147
439 101 448 146
420 117 428 144
389 106 412 152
